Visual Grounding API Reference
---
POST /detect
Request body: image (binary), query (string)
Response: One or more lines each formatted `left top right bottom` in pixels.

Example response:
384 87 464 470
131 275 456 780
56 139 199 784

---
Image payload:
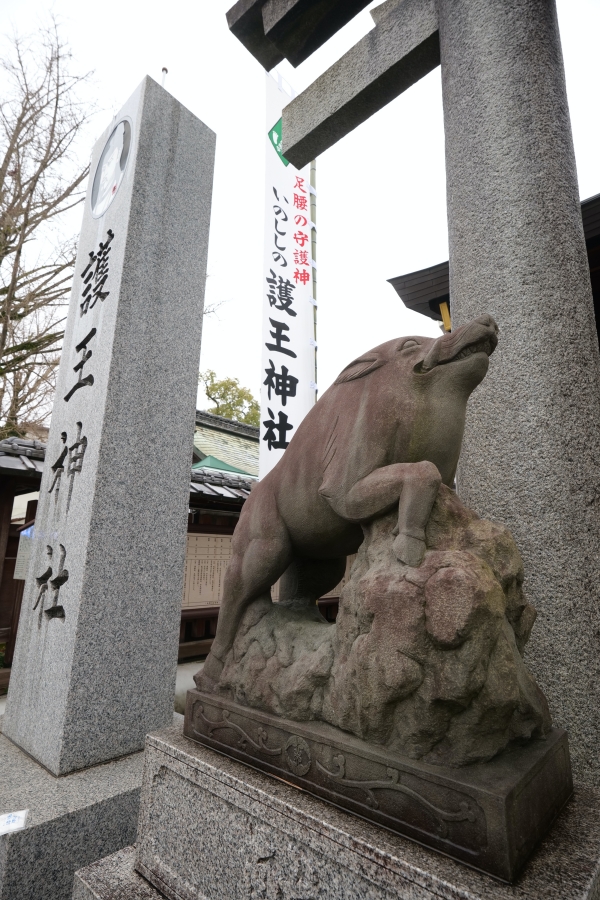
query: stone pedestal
0 720 142 900
73 848 158 900
73 723 600 900
183 691 572 882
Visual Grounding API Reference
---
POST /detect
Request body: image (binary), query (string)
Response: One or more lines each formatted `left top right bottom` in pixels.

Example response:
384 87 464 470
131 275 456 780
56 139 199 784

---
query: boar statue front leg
321 460 442 567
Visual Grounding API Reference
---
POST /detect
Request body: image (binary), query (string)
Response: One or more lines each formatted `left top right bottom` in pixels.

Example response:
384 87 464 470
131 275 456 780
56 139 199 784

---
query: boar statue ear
334 355 387 384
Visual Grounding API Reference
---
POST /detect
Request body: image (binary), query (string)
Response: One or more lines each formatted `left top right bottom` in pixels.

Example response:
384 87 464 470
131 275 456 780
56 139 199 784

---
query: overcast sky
1 0 599 406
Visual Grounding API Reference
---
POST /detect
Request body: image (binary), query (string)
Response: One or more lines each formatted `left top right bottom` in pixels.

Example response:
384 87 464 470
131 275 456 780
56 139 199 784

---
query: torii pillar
227 0 600 787
437 1 600 792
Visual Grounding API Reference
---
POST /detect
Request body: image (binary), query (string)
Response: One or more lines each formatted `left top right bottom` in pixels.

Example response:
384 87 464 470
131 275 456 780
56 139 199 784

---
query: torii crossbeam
227 0 600 791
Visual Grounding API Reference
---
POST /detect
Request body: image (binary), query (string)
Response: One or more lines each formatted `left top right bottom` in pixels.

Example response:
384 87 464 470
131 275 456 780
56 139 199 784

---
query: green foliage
199 369 260 427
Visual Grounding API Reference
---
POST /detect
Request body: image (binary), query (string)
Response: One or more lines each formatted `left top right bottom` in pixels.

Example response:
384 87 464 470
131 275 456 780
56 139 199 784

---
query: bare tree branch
0 20 94 437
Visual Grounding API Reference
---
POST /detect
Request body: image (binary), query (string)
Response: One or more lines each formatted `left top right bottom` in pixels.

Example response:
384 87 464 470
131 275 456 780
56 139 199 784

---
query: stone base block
126 722 600 900
0 721 143 900
184 690 572 882
73 847 160 899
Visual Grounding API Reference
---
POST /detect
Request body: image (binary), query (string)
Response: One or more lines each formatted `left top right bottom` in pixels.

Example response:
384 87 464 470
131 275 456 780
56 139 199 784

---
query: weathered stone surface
191 312 559 878
0 719 143 900
210 486 549 768
226 0 284 71
185 692 571 881
120 724 592 900
226 0 375 70
3 77 215 776
231 0 600 792
438 0 600 787
73 848 161 900
281 0 440 168
202 317 499 684
262 0 374 67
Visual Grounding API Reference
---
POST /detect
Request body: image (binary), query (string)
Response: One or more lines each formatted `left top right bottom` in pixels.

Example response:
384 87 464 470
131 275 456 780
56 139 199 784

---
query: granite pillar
3 74 215 776
437 0 600 787
279 0 600 788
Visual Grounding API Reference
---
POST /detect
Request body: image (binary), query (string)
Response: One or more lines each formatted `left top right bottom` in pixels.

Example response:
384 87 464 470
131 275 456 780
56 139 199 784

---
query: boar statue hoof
393 531 426 567
197 653 224 692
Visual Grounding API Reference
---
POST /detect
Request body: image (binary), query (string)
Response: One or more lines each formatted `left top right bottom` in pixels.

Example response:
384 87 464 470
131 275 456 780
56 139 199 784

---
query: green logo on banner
268 118 290 167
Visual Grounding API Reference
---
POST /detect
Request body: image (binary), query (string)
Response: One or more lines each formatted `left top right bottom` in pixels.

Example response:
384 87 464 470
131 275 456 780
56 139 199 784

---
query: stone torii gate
227 0 600 788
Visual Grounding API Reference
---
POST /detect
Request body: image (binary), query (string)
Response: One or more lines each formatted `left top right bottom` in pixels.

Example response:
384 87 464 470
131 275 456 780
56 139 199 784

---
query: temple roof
193 411 259 477
0 417 257 503
389 193 600 323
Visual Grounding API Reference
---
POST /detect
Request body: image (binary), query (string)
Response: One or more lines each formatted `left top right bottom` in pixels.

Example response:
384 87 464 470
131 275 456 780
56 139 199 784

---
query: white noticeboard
13 525 34 581
181 533 355 610
260 73 317 480
182 534 233 609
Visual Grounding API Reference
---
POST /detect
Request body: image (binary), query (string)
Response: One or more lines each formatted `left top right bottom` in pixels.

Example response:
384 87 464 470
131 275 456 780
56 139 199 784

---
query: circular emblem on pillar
91 118 132 218
285 735 311 776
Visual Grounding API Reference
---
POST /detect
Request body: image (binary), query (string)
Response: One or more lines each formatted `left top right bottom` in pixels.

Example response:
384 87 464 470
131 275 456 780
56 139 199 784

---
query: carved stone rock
207 485 550 768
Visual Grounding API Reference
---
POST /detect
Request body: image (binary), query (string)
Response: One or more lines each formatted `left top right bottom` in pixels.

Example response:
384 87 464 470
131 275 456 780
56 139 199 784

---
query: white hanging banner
259 73 316 479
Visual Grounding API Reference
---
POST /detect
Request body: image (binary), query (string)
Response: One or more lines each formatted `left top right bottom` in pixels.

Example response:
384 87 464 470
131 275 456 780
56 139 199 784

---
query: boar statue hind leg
201 493 293 685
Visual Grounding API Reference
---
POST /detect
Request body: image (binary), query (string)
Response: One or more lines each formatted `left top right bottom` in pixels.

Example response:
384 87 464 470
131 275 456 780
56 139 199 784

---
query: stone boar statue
202 314 498 686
